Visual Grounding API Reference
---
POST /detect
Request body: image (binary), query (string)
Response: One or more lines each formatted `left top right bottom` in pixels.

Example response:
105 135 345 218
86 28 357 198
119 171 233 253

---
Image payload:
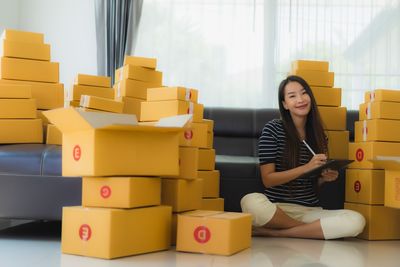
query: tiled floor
0 220 399 267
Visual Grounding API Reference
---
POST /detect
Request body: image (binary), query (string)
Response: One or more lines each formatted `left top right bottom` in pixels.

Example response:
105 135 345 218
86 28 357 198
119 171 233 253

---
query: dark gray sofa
0 108 358 220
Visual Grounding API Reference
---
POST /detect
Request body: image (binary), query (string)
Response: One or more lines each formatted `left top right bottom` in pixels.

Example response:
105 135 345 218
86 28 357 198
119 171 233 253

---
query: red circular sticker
100 186 111 198
354 180 361 193
355 148 364 162
193 226 211 244
184 130 193 140
79 224 92 241
73 145 81 161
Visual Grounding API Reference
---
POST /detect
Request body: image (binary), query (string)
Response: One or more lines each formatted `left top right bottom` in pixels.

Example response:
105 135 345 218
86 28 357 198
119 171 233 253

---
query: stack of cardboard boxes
0 29 64 143
291 60 348 159
345 89 400 240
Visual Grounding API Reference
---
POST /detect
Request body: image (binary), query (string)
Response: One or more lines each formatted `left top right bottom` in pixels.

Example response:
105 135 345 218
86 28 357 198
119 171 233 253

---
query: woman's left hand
319 169 339 183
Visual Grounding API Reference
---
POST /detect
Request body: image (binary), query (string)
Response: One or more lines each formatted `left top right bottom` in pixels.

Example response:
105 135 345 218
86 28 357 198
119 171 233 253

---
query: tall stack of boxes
291 60 348 159
345 89 400 240
0 29 65 144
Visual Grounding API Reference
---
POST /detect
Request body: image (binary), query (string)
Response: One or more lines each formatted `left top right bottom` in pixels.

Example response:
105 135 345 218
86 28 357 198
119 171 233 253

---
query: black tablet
297 159 354 179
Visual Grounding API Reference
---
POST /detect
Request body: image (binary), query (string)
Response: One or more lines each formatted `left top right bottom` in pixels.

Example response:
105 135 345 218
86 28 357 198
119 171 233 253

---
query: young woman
241 75 365 240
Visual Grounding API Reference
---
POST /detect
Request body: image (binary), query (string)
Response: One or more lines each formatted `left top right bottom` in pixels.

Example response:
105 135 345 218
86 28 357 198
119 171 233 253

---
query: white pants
241 193 366 240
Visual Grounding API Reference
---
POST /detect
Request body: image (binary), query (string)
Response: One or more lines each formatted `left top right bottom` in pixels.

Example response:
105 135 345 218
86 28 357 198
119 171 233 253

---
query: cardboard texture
75 74 111 88
141 100 204 122
72 85 114 101
0 83 31 98
46 124 62 145
355 119 400 142
326 130 349 159
114 78 161 100
198 149 216 170
291 60 329 72
201 198 225 211
198 170 220 198
122 96 144 119
0 119 42 143
161 178 203 212
348 142 400 170
179 122 208 148
384 171 400 209
115 65 162 84
80 95 124 113
166 147 199 179
345 169 384 205
147 87 198 103
124 55 157 69
319 106 347 130
1 29 44 43
311 87 341 107
365 89 400 103
1 39 50 61
0 98 36 118
291 69 334 87
359 101 400 121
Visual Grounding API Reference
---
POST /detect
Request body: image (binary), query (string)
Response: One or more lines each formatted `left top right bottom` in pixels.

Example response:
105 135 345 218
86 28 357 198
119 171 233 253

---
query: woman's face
282 81 311 118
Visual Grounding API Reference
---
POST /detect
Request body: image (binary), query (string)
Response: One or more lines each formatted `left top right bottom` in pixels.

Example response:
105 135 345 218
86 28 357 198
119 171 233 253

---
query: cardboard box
147 87 198 103
122 96 144 119
0 79 64 109
37 110 50 125
1 29 44 43
326 130 349 159
161 178 203 212
46 124 62 145
355 119 400 142
0 119 42 143
201 198 224 211
291 60 329 72
207 132 214 149
176 210 252 255
198 149 216 170
114 78 161 100
318 106 347 130
1 39 50 61
61 205 171 259
359 101 400 120
0 98 36 118
82 177 161 208
75 74 111 88
311 87 341 107
166 147 198 179
203 119 214 132
141 100 204 122
198 170 220 198
0 83 31 98
180 122 208 148
124 55 157 69
291 69 334 87
384 171 400 209
171 213 178 245
115 65 162 84
43 107 184 177
0 57 59 83
344 202 400 240
80 95 123 113
365 89 400 103
348 142 400 170
345 169 384 205
72 85 114 101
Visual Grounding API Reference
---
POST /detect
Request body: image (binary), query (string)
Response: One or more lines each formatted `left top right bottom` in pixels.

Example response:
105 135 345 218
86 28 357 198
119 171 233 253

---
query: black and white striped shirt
259 119 319 206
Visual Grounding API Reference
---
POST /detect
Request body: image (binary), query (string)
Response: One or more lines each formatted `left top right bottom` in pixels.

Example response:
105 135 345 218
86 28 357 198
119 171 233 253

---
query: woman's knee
321 209 366 239
240 193 277 227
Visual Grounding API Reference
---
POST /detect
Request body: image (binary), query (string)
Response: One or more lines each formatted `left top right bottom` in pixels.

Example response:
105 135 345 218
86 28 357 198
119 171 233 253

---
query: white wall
17 0 98 98
0 0 20 33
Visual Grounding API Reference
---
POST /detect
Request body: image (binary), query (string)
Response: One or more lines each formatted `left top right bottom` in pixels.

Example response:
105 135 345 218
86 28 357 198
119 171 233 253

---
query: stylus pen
302 140 316 156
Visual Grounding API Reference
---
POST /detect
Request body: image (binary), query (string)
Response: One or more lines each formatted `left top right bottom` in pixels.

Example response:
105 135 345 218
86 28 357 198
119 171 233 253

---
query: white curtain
133 0 400 110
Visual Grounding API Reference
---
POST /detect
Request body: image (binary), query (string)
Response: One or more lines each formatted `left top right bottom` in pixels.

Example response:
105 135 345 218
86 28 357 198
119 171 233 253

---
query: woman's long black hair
278 75 327 170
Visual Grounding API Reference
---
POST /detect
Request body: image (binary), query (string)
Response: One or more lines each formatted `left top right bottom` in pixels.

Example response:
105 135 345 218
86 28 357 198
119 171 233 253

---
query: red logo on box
73 145 81 161
100 186 111 198
184 130 193 140
79 224 92 241
355 148 364 162
194 226 211 244
354 180 361 193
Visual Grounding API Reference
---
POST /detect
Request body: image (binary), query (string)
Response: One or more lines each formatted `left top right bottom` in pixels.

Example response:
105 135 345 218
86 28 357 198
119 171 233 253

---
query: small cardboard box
344 202 400 240
43 108 187 177
384 171 400 209
355 119 400 142
72 85 114 101
0 83 31 98
291 60 329 72
46 124 62 145
359 101 400 120
318 106 347 130
311 87 341 107
176 210 252 256
61 205 171 259
291 69 334 87
0 57 59 83
115 65 162 84
180 122 208 148
345 169 384 205
147 87 198 103
0 79 64 109
114 78 160 100
0 118 42 143
122 96 144 119
161 178 203 212
365 89 400 103
75 74 111 88
201 198 224 211
80 95 124 113
198 148 216 170
1 29 44 43
1 39 50 61
348 142 400 170
167 147 198 180
82 177 161 208
326 130 349 159
198 170 220 198
124 55 157 69
0 98 36 118
141 100 204 122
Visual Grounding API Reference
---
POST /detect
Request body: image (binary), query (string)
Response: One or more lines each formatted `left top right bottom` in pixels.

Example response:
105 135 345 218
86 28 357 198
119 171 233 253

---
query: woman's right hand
303 154 327 172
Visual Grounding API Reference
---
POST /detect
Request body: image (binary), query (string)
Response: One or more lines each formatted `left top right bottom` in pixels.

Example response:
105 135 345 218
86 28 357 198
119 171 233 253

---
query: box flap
155 114 192 127
180 210 224 218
